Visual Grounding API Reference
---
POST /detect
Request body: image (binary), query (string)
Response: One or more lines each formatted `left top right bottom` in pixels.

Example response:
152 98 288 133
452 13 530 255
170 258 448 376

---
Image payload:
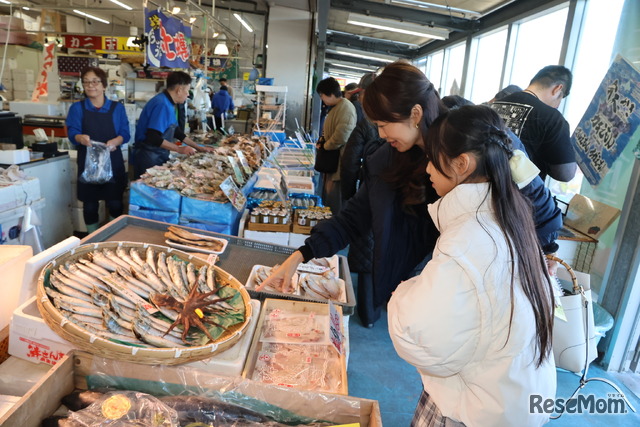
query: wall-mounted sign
572 55 640 186
31 43 56 101
145 9 191 68
63 35 102 49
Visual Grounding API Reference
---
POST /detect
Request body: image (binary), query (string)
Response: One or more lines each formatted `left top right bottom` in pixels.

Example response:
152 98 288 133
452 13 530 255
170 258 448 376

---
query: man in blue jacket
212 86 235 131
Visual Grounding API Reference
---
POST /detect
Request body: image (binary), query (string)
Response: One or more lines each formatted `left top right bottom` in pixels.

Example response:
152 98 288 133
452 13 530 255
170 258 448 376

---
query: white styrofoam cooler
10 298 261 375
0 177 41 212
9 297 76 365
0 245 32 330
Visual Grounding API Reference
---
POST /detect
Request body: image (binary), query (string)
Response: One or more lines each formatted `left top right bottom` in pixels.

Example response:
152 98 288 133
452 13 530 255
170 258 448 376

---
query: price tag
235 150 253 175
227 156 245 185
220 176 247 212
328 300 344 355
297 263 329 274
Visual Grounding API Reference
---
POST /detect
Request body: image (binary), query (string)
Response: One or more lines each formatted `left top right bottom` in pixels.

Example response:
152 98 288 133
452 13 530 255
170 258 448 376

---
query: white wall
265 6 312 134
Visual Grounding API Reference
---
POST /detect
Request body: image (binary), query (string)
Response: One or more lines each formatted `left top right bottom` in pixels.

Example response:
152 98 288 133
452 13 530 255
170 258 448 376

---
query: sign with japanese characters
572 55 640 186
31 43 56 101
145 9 191 68
64 35 102 49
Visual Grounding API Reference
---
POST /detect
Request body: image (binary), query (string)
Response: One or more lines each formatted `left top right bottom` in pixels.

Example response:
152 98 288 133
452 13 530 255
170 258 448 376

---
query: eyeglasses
82 79 102 86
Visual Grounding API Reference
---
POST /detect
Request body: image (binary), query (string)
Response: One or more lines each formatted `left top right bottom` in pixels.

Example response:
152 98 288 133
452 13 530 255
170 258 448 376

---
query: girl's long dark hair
426 105 554 367
362 61 447 208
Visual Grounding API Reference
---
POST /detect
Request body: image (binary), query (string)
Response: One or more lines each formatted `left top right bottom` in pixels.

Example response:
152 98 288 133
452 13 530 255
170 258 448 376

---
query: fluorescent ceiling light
22 6 29 10
109 0 132 11
347 13 449 40
328 48 395 63
0 0 11 4
189 16 197 24
73 10 110 24
234 13 253 33
327 62 376 72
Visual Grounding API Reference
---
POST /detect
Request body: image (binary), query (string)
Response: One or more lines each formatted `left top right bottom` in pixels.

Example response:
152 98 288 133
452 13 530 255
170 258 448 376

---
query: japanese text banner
145 9 191 68
572 55 640 186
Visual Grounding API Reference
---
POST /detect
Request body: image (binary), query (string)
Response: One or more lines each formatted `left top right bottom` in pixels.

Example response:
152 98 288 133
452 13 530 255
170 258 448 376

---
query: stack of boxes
10 70 35 101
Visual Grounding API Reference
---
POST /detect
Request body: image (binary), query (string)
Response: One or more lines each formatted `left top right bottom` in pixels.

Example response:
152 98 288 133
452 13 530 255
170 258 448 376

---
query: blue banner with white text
145 9 191 68
572 55 640 186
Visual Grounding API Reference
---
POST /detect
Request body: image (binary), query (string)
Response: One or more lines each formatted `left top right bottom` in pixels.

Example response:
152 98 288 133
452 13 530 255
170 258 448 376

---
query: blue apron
77 100 126 202
133 123 177 179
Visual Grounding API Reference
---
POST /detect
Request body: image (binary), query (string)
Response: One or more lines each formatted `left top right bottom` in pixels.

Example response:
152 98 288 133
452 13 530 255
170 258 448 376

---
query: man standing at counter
133 71 210 179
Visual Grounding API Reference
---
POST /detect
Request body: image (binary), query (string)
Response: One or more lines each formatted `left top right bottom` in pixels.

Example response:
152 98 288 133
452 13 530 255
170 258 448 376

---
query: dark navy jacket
301 134 562 307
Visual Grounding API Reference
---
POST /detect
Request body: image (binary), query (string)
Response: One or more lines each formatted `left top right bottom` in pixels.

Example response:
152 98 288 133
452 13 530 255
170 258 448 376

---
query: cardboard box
0 351 382 427
0 177 41 212
0 246 32 330
563 194 621 241
8 297 76 365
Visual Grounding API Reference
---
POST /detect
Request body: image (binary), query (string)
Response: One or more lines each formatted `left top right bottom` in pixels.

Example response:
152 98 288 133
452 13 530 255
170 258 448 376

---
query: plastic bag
80 141 113 184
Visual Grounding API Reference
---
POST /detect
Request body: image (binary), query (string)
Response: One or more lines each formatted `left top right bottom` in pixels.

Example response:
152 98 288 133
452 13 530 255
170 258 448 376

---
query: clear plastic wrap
73 355 361 426
79 141 113 184
67 391 179 426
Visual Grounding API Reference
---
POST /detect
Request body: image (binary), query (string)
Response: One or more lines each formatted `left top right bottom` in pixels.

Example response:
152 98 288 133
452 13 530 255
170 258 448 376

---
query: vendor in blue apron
66 67 130 233
133 71 210 179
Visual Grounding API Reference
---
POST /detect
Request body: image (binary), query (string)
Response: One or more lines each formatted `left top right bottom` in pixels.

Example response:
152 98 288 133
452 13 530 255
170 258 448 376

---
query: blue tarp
129 205 180 224
129 181 181 212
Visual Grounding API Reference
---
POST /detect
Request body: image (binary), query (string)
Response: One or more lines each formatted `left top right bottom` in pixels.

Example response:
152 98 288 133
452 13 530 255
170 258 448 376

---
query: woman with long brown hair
259 62 561 329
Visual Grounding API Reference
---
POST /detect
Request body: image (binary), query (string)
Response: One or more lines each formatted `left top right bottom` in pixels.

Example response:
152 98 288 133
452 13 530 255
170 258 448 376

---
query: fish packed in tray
248 257 346 304
252 343 343 393
44 389 334 426
43 245 246 348
164 225 227 254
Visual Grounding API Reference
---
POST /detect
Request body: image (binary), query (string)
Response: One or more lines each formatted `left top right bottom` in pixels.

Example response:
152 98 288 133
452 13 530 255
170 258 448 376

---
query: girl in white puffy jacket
388 105 556 427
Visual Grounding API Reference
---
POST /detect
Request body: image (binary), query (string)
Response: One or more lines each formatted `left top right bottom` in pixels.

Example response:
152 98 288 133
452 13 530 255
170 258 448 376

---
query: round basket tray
36 241 253 365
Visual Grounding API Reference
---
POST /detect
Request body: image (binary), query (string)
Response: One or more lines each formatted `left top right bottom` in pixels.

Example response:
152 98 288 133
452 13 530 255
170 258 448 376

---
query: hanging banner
572 55 640 186
31 43 56 101
145 9 191 68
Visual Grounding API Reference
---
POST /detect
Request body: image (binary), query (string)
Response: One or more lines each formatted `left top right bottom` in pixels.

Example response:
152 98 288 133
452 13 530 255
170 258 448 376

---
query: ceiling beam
413 0 565 57
331 0 476 32
327 31 414 57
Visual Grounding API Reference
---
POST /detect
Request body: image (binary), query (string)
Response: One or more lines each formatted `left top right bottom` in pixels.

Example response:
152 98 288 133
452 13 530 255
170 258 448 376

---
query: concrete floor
346 279 640 426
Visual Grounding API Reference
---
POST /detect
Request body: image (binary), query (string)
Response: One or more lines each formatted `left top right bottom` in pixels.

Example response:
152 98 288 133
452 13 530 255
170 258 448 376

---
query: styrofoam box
0 149 30 165
0 245 32 330
243 229 292 247
183 299 261 376
12 82 34 92
11 90 33 101
9 101 61 117
9 296 76 365
11 69 33 79
0 177 41 212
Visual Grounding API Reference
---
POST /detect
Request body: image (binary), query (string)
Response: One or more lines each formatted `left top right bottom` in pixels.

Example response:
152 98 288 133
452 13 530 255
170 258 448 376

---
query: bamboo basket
36 241 253 365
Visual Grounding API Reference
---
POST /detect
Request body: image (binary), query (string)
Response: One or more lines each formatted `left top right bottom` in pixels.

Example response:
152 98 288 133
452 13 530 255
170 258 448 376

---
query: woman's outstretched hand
256 250 304 293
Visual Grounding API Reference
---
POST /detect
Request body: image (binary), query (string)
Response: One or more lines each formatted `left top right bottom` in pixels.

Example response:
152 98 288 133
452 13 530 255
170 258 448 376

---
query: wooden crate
0 351 381 427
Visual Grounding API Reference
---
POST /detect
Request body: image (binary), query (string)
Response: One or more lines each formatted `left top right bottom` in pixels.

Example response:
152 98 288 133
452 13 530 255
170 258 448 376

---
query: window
441 42 466 97
466 28 508 104
414 57 428 75
506 7 569 89
425 50 444 94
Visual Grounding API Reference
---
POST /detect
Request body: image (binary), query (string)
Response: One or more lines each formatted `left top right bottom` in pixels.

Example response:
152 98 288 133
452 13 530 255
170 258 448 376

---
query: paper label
235 150 253 175
220 176 247 212
297 264 329 274
329 300 344 355
227 155 245 185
